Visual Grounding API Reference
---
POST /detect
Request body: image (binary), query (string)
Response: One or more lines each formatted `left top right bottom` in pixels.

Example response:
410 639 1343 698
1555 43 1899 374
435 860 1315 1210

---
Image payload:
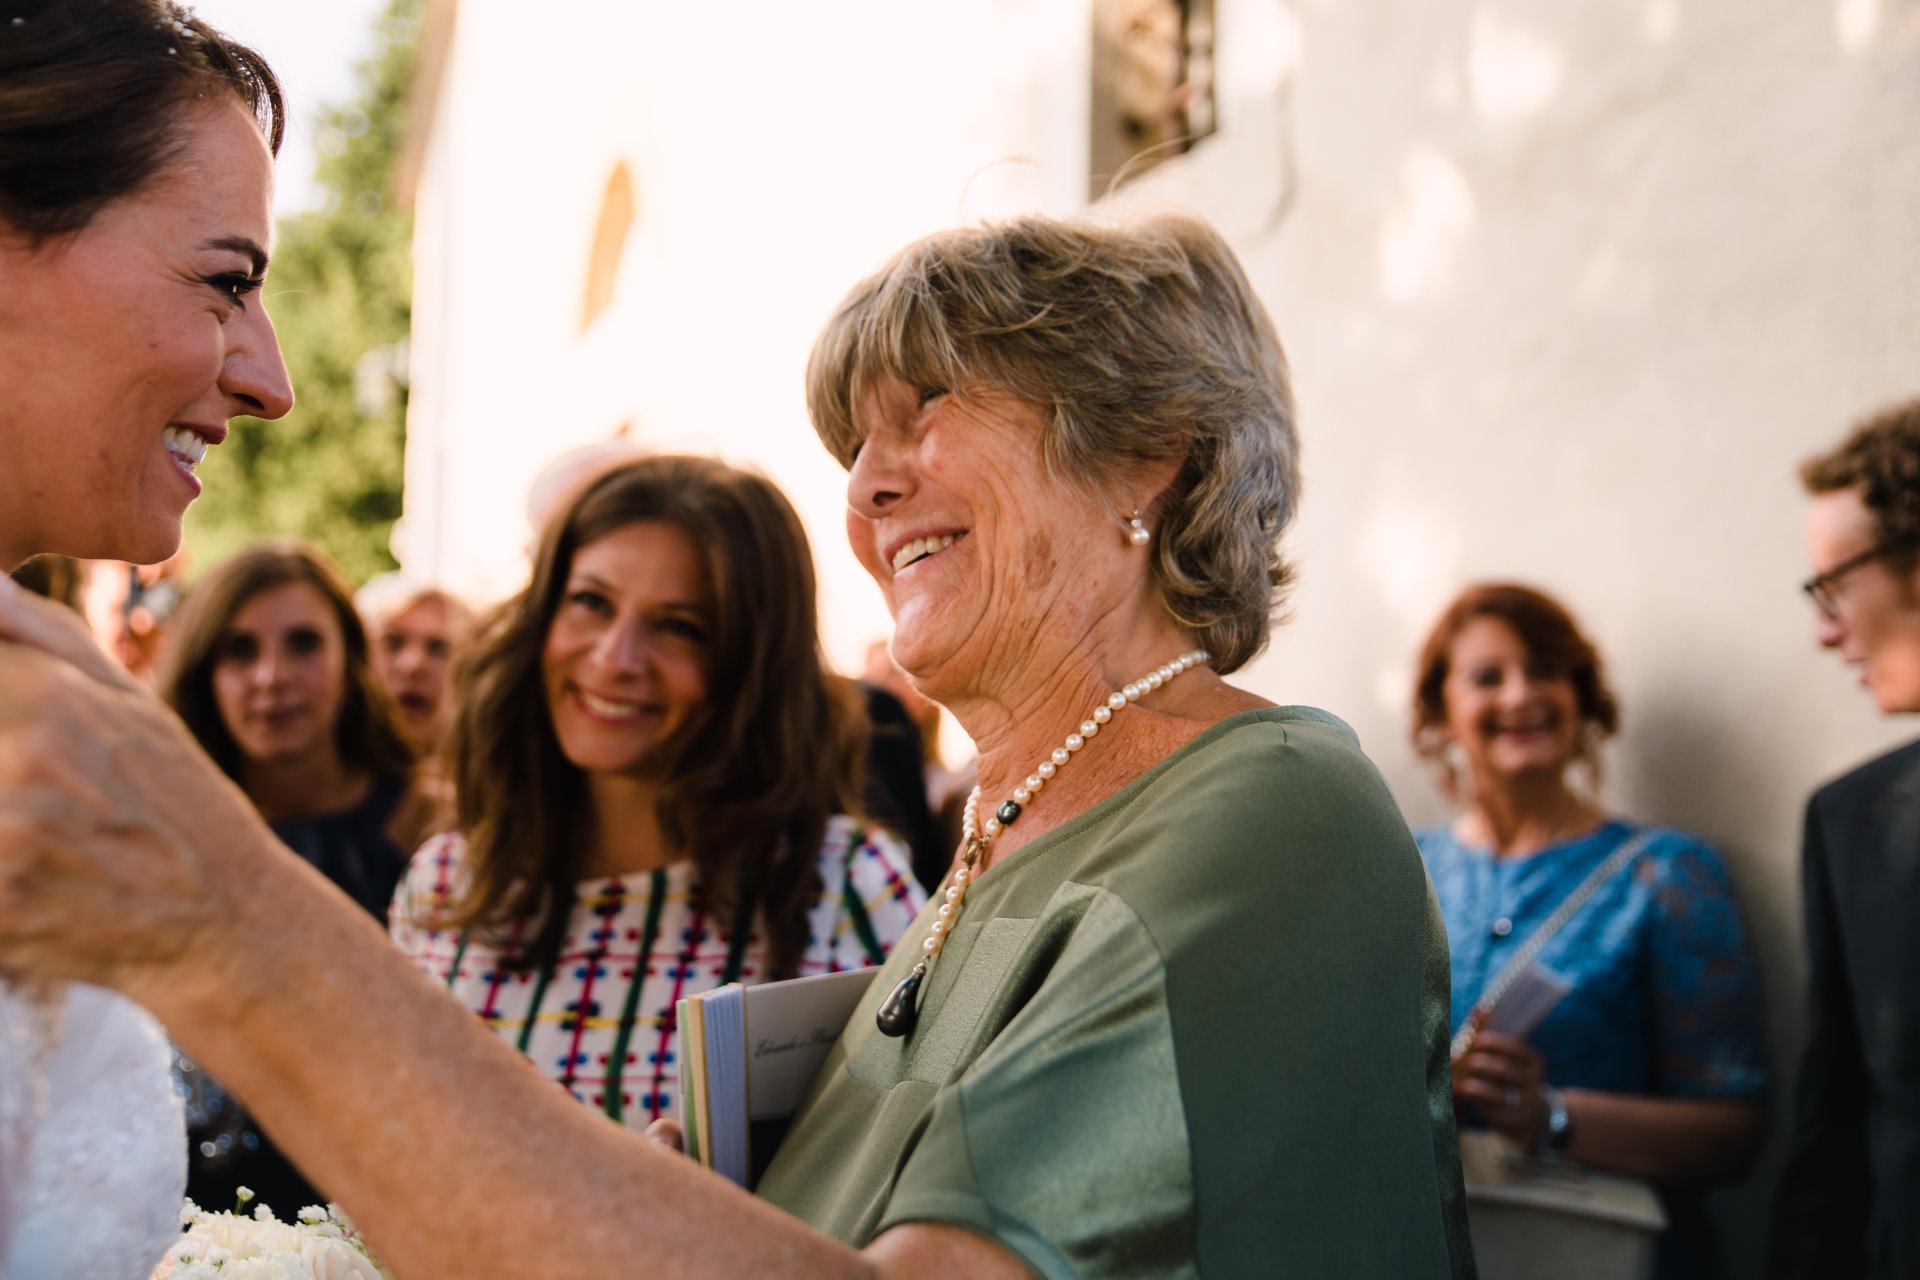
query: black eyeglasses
1802 544 1899 619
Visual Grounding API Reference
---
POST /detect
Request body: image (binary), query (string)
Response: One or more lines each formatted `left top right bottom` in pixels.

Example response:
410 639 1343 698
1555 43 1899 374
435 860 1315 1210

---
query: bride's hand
0 587 268 1002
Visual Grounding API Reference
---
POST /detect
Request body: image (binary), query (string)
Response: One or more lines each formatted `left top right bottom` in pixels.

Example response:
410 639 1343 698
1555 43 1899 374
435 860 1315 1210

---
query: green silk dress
758 707 1476 1278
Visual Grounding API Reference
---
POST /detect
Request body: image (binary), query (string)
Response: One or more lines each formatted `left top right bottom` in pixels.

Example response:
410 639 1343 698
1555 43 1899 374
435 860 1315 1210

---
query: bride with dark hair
0 0 293 1272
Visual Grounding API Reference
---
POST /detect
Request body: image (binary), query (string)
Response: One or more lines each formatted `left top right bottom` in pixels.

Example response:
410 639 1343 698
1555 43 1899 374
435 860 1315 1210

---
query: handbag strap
1449 828 1658 1058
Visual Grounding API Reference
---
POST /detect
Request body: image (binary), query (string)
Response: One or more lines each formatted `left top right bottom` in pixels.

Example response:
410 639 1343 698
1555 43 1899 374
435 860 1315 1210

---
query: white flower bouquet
148 1191 390 1280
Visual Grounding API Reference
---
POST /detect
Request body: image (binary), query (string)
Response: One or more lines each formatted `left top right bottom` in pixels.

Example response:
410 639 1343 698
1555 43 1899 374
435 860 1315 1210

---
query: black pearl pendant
876 962 926 1037
996 800 1022 825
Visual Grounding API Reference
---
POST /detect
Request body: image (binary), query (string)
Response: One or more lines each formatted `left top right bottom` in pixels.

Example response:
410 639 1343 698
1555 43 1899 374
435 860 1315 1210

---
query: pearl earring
1127 511 1151 547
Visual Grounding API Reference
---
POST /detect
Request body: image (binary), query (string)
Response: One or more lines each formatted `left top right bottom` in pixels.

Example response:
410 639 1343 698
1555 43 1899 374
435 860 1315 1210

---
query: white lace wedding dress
0 981 185 1279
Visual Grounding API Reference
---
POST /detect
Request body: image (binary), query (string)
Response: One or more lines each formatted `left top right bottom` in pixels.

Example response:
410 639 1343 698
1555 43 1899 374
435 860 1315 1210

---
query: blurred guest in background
865 637 975 876
852 678 943 893
8 556 83 610
358 572 474 753
158 540 437 1214
391 455 923 1130
1412 583 1768 1280
78 553 189 684
863 638 948 780
1770 399 1920 1280
524 438 647 537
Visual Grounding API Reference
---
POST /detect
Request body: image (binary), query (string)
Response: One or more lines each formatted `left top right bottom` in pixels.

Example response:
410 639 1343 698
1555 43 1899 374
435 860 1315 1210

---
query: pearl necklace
875 648 1212 1037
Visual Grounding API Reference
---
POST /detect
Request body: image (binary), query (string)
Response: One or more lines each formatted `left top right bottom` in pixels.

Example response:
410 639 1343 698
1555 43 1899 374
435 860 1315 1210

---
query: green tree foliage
184 0 423 585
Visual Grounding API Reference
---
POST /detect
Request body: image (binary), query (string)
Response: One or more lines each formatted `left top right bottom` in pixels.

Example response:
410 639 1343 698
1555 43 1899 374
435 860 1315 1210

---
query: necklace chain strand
874 648 1211 1037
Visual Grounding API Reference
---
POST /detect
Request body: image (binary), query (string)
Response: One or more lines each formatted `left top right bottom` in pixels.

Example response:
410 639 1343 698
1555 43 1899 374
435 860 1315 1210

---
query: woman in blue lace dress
1411 583 1768 1280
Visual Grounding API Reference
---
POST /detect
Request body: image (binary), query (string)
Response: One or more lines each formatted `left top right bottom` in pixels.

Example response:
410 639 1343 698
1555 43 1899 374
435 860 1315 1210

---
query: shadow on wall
1614 672 1813 1279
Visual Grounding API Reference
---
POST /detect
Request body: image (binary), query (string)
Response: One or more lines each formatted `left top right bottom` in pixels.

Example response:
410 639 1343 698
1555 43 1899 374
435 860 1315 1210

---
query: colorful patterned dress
390 816 925 1130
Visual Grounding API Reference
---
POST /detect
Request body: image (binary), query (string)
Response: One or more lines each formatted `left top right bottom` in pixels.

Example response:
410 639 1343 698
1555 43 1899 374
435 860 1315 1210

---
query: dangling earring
1126 510 1151 547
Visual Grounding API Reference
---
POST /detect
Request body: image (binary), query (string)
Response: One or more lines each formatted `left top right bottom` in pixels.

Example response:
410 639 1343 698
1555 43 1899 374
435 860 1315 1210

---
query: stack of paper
676 966 878 1187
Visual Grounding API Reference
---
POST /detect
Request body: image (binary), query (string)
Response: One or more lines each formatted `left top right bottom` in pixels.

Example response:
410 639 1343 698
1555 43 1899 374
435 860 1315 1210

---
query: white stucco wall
404 2 1920 1270
399 0 1093 626
1125 5 1920 1269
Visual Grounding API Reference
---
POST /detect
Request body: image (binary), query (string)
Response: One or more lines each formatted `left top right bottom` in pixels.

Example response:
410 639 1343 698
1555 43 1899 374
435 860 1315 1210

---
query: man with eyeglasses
1770 397 1920 1280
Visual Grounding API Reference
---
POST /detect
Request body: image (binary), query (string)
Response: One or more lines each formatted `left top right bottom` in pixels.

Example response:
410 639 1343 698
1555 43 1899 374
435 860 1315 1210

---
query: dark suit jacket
1770 737 1920 1280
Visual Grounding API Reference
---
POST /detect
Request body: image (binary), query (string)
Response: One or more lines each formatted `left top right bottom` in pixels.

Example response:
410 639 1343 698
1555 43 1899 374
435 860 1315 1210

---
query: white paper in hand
1480 962 1571 1040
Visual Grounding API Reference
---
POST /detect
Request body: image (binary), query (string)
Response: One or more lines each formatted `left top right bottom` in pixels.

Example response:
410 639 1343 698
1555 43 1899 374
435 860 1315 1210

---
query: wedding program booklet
1481 961 1572 1039
676 966 878 1187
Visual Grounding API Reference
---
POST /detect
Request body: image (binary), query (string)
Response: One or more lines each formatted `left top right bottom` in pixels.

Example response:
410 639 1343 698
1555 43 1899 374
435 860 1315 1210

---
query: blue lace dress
1417 820 1769 1280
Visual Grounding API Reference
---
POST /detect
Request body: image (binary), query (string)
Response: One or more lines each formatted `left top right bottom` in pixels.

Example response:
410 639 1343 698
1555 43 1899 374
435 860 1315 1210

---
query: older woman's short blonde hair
806 212 1299 674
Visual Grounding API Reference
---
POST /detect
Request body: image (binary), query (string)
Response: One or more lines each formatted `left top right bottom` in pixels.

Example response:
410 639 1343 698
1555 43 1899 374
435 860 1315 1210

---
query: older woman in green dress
0 212 1472 1277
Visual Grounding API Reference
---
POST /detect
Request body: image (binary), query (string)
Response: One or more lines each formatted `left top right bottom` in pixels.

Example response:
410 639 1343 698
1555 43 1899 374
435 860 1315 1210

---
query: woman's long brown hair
435 455 868 978
157 540 414 789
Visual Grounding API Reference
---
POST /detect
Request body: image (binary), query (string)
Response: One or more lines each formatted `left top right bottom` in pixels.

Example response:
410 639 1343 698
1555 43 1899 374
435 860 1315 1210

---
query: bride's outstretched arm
0 589 1027 1280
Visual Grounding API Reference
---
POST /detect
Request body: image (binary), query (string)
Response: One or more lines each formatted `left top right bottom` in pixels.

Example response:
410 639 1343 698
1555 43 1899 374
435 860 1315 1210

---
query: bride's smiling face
0 98 294 569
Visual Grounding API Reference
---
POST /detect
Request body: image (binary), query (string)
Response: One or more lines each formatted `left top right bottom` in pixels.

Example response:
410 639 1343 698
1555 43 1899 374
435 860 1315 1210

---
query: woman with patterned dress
390 455 923 1131
1411 583 1769 1280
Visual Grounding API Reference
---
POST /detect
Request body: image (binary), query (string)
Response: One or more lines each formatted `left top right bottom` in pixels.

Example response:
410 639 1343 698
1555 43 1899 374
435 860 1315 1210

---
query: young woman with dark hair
158 541 439 1214
391 454 923 1128
1412 582 1770 1280
159 541 436 914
